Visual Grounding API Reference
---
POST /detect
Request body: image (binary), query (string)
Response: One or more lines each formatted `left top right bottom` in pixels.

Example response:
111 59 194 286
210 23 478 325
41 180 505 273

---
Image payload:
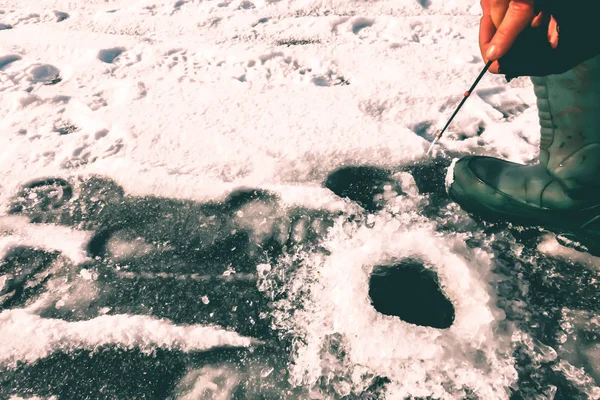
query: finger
489 0 510 28
479 14 496 58
479 0 496 61
548 15 559 48
489 60 500 74
486 0 535 60
479 0 500 74
481 0 491 18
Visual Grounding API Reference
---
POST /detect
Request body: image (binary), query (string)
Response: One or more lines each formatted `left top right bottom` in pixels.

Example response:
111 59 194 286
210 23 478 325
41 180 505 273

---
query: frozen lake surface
1 0 600 398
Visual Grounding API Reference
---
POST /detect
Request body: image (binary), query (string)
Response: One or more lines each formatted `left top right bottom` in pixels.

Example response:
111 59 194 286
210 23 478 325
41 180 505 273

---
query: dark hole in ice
369 258 455 329
0 23 12 30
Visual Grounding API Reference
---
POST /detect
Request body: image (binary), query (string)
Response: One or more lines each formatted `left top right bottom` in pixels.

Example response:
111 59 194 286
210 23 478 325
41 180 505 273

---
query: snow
445 157 458 192
0 215 91 263
0 0 539 207
1 0 598 398
0 309 261 367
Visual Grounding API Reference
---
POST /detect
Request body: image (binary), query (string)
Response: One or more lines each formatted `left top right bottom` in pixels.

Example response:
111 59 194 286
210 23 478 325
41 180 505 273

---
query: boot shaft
531 55 600 193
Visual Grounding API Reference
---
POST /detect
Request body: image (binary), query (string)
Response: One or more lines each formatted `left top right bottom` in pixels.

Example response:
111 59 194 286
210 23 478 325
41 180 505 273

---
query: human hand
479 0 600 79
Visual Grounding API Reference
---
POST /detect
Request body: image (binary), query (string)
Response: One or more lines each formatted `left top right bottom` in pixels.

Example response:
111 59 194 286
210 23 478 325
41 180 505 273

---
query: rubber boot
447 54 600 254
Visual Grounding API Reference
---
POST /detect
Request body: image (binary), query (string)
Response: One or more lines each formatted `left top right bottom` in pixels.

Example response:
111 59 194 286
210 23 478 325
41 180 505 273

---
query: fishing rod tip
425 137 439 156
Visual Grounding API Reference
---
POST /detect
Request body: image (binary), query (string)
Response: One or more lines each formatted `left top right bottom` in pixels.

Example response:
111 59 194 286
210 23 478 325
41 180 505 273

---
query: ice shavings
262 207 518 398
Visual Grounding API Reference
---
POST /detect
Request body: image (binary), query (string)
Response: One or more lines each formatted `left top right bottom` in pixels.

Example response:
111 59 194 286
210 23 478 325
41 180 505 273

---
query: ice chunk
445 158 459 194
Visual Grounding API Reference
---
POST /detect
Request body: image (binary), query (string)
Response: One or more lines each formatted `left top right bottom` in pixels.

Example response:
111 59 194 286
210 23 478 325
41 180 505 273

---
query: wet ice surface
1 0 600 399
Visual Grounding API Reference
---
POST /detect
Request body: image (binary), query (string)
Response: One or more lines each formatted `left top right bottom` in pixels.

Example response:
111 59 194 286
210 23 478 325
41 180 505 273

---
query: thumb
486 0 535 60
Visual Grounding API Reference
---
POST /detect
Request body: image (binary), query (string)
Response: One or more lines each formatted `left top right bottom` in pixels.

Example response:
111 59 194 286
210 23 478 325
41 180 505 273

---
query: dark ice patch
399 159 454 220
0 346 291 400
0 247 61 310
401 159 451 196
10 178 73 217
0 347 187 400
8 176 332 338
324 166 399 212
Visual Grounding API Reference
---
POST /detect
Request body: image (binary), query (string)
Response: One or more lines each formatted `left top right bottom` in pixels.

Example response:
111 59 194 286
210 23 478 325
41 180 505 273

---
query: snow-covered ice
1 0 599 398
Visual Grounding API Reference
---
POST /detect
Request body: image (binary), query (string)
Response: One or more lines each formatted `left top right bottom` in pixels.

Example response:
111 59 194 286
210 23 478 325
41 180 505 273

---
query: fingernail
486 45 497 60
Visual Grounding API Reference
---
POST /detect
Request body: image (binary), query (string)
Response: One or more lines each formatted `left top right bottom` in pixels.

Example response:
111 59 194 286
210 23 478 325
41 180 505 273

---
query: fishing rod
425 60 493 156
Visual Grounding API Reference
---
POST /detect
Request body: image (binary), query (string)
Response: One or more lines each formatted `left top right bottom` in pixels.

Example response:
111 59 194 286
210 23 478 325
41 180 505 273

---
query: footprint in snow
359 99 389 121
330 17 374 36
87 91 108 111
351 17 374 35
28 64 62 85
411 121 436 142
417 0 431 9
54 11 69 22
174 0 188 8
166 48 188 66
97 47 125 64
330 17 350 33
12 13 42 26
171 1 188 15
239 1 255 9
60 129 124 169
240 51 347 87
253 17 269 27
0 54 21 70
160 49 195 81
